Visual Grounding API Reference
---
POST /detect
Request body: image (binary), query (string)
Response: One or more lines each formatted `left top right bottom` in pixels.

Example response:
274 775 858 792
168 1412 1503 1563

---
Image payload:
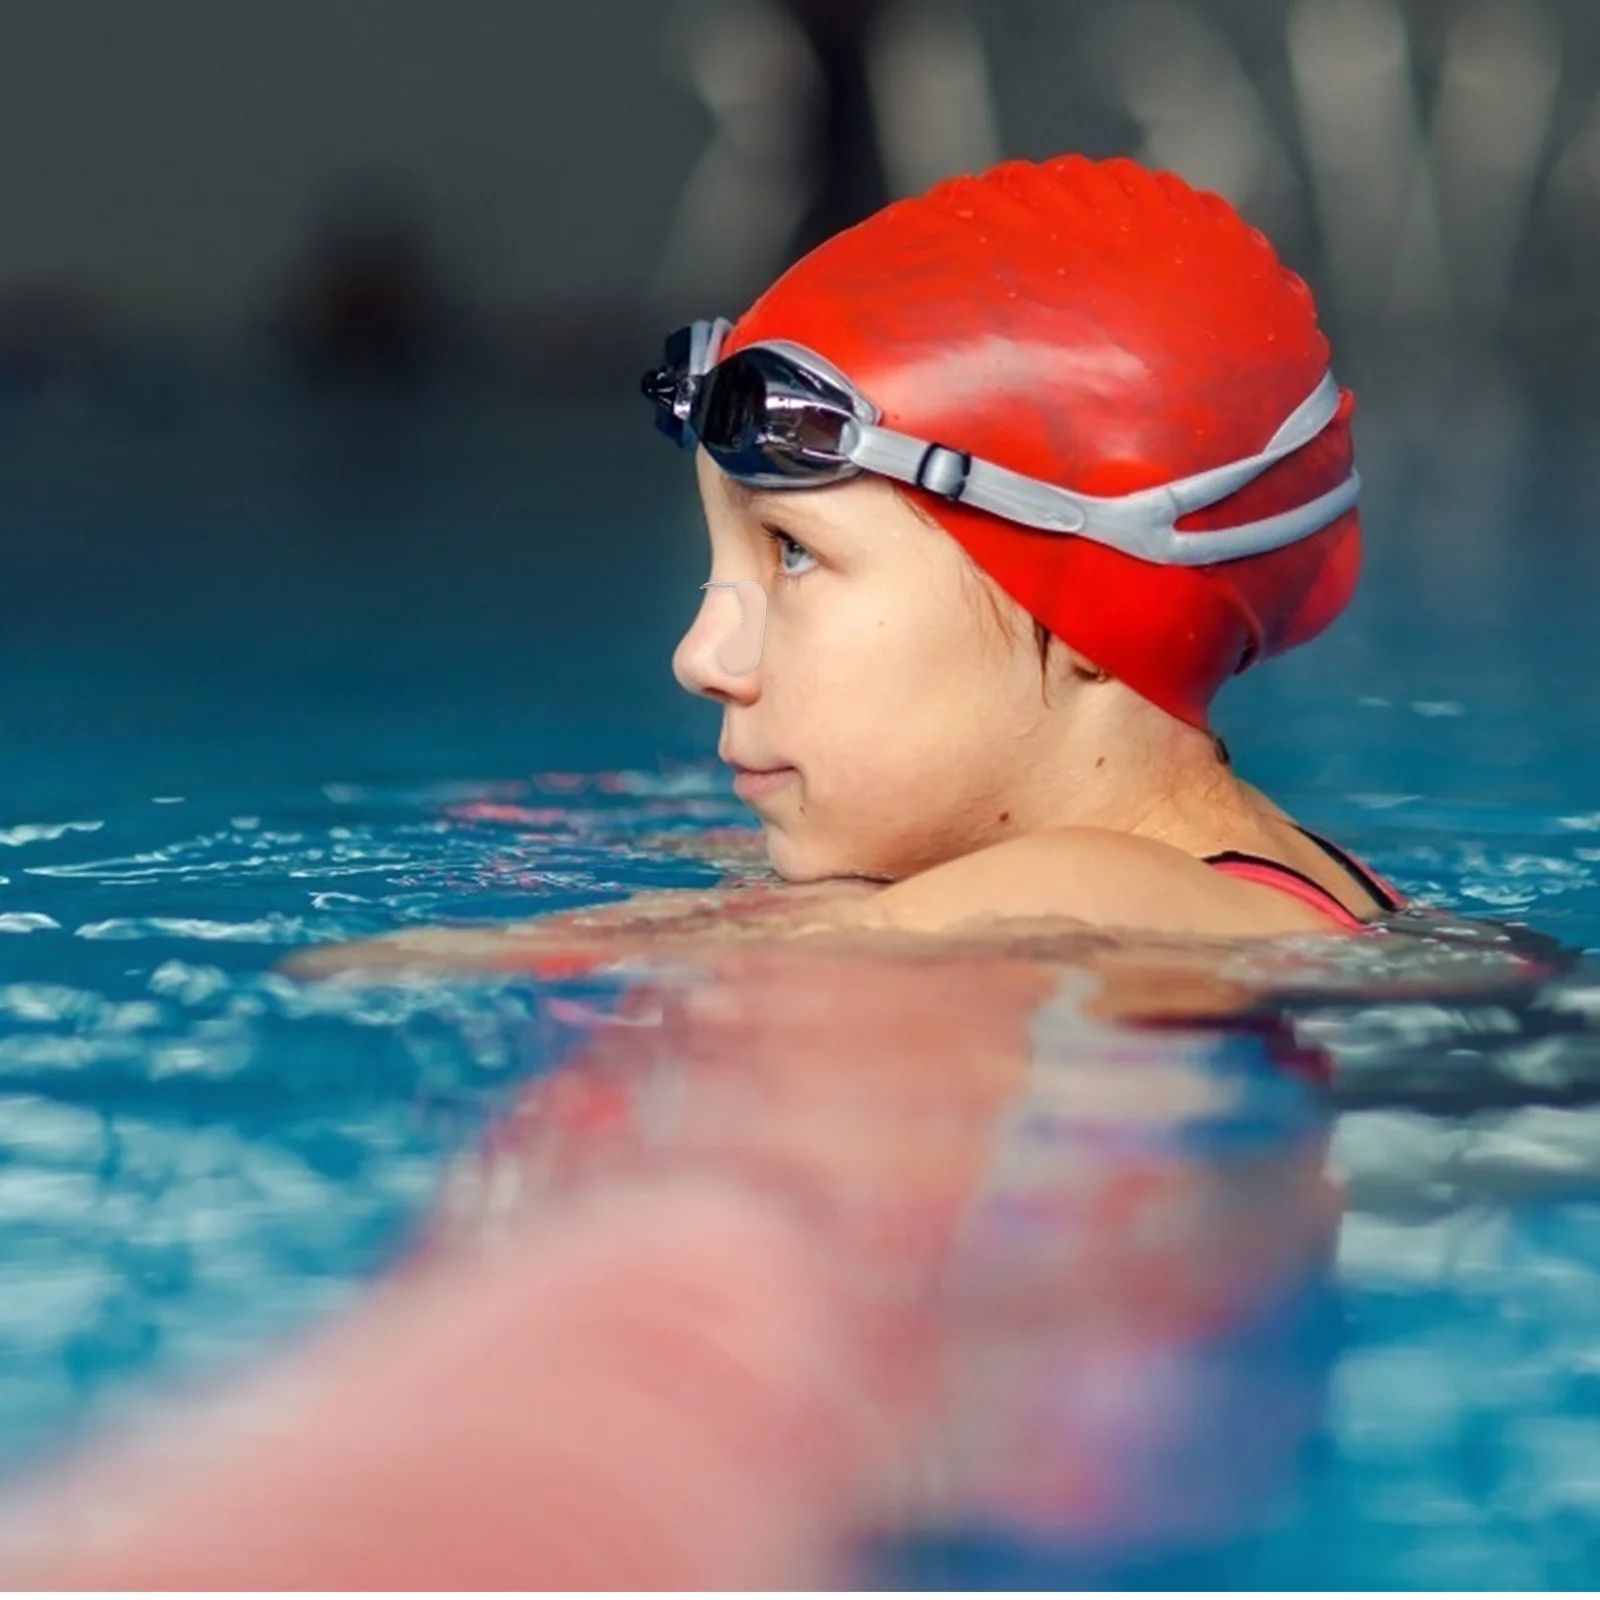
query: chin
763 825 878 885
762 827 836 883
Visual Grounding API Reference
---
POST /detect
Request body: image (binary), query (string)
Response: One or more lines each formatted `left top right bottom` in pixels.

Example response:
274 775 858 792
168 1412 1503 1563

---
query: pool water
3 383 1600 1586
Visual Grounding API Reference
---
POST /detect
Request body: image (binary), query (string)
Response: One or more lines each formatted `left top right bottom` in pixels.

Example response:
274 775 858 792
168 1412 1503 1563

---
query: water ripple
0 774 1596 1588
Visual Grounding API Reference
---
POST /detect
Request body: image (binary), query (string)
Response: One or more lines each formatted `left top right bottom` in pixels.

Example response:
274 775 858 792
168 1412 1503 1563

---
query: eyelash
763 524 818 579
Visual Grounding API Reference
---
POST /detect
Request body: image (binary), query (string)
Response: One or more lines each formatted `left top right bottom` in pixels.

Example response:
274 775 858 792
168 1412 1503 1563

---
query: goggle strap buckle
915 443 973 502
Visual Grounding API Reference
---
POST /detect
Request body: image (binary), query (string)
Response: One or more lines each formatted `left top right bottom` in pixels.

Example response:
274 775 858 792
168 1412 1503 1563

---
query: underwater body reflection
0 783 1594 1586
437 938 1337 1574
423 895 1576 1585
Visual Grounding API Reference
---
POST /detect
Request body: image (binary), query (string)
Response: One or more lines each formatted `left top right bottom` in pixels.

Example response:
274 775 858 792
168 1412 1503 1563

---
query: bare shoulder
866 826 1338 939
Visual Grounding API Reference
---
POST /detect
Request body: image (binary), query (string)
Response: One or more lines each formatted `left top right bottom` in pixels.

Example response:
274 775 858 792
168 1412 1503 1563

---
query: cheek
893 614 1026 756
758 599 882 732
766 579 1030 848
800 597 1012 767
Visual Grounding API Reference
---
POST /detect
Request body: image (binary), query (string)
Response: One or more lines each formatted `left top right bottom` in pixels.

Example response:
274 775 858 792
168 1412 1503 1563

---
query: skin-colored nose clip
700 580 768 676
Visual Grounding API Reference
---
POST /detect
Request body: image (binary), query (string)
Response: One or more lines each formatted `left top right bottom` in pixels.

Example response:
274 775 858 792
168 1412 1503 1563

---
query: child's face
674 450 1068 882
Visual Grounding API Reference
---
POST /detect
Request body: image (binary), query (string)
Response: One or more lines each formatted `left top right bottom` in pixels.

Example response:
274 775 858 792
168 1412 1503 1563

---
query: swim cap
722 155 1360 730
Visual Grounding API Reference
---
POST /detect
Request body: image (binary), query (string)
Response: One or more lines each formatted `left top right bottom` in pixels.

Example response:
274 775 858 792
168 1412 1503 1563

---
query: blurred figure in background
780 0 896 258
274 180 471 398
650 0 1000 315
0 287 114 407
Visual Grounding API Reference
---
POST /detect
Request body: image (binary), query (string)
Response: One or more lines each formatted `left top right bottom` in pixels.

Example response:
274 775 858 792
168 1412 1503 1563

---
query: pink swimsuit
1204 826 1405 931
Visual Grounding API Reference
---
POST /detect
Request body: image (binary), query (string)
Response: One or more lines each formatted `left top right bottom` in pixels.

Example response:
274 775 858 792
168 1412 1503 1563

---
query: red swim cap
723 155 1360 731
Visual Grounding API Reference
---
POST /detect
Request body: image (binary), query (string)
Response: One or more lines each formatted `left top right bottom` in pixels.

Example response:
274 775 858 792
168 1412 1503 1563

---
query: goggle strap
849 371 1355 565
1161 372 1345 514
1141 472 1362 565
660 324 1357 566
690 317 734 379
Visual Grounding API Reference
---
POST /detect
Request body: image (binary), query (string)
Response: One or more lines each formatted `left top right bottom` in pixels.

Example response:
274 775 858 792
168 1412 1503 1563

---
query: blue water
3 381 1600 1585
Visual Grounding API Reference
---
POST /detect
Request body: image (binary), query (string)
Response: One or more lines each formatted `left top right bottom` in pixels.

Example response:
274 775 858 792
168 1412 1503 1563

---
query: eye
763 524 818 579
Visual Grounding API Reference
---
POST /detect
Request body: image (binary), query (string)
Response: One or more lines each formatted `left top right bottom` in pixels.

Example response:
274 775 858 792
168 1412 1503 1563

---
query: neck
1022 682 1254 852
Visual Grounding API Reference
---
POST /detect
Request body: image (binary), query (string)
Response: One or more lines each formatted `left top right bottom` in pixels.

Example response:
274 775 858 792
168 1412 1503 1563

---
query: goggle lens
643 334 859 484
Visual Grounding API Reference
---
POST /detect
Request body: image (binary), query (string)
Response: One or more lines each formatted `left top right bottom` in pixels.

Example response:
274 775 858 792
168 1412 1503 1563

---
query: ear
1063 646 1110 683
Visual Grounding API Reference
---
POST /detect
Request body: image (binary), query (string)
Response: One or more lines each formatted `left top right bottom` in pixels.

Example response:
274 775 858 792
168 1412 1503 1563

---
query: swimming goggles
641 318 1362 567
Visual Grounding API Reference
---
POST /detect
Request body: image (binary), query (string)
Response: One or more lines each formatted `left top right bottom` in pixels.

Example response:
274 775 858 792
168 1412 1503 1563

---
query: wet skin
290 446 1387 985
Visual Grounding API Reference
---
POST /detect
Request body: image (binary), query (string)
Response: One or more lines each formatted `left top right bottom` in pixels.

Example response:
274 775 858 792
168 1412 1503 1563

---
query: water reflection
416 871 1600 1581
0 783 1596 1582
432 935 1344 1568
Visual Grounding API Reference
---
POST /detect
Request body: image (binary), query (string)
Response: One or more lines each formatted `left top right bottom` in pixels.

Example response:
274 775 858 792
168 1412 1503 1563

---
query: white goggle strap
691 317 734 379
845 371 1359 567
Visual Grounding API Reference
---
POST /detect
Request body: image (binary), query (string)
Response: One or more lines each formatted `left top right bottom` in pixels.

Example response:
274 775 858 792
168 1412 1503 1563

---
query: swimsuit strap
1204 828 1405 930
1203 852 1372 931
1290 824 1406 913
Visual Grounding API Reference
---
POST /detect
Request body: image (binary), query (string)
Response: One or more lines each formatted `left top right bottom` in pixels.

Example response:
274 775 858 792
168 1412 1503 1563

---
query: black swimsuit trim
1290 825 1403 913
1203 826 1403 920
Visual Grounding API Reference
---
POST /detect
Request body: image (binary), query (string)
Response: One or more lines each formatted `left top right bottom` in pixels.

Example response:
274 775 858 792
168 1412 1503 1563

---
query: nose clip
700 580 768 676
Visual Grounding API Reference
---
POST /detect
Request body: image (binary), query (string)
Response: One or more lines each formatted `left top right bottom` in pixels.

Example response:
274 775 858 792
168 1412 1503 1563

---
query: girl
291 152 1403 977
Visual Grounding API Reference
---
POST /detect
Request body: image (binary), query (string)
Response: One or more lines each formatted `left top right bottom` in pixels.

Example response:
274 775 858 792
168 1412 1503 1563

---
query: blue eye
765 525 817 578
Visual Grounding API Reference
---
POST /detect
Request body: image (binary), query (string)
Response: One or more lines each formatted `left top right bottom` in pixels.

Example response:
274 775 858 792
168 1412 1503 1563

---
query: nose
673 580 768 697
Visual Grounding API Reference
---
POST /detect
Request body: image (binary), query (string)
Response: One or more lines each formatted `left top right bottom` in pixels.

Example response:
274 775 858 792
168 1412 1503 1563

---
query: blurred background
1 0 1599 814
5 15 1600 1576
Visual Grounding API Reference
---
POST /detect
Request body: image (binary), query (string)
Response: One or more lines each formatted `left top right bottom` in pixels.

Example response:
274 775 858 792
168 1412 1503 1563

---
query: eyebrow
714 466 848 536
721 477 769 510
720 477 807 529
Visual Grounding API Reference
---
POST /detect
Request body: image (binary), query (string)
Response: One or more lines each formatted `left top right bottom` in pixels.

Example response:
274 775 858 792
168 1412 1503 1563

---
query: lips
718 746 786 776
726 758 799 803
